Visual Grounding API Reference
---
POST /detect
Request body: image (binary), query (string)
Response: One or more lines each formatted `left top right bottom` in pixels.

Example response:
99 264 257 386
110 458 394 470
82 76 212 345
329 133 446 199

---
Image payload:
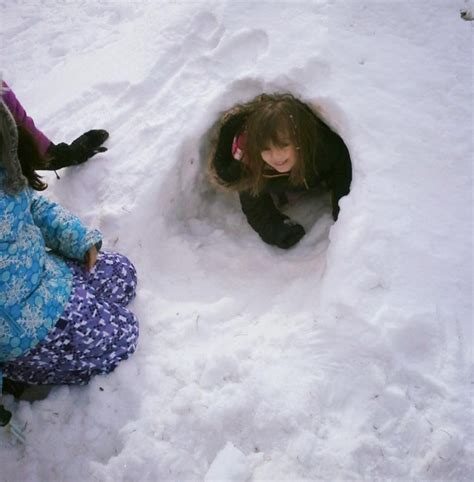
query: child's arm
2 82 108 171
239 191 305 249
29 192 102 262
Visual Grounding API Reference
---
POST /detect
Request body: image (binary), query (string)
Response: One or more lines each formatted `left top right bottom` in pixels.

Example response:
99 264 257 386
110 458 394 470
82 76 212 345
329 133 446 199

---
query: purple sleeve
2 81 52 155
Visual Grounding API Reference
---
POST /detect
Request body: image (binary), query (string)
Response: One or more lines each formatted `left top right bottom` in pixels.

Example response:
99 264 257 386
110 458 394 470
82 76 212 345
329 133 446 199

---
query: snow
1 0 472 480
204 442 252 482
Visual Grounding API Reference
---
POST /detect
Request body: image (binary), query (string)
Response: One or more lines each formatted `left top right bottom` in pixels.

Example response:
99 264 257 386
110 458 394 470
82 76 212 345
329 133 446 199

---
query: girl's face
260 137 298 173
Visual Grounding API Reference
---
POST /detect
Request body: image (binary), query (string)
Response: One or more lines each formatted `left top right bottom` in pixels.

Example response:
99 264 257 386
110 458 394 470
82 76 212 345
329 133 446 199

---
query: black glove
272 219 306 249
214 113 247 183
219 113 247 144
239 191 305 249
47 129 109 170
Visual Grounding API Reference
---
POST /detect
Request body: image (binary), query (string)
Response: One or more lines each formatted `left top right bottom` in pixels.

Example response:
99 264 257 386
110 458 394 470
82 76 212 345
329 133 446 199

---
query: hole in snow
155 82 350 293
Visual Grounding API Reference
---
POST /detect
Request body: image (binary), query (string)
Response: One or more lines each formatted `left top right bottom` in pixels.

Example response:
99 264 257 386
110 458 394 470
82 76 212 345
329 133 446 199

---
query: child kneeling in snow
208 93 352 249
0 97 138 396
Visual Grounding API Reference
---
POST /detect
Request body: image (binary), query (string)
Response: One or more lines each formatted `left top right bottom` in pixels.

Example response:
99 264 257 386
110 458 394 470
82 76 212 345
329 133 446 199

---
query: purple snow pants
3 252 139 385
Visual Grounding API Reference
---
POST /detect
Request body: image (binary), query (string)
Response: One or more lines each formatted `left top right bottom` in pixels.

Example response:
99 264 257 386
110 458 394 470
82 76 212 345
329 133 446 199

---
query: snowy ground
0 0 472 480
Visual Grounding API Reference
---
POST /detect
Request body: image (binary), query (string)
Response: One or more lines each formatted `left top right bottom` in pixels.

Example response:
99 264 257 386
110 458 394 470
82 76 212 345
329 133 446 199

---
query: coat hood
0 82 27 194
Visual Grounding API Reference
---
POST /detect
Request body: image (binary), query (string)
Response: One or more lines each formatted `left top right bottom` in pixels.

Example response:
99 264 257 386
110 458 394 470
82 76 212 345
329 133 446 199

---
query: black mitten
47 129 109 170
273 219 305 249
214 113 247 183
239 191 305 249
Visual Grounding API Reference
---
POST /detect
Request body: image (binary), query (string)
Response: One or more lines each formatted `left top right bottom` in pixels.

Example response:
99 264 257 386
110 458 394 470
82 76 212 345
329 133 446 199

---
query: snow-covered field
1 0 472 480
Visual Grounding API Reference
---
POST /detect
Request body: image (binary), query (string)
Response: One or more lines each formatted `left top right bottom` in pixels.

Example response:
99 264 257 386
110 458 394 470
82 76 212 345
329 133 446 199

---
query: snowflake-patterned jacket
0 167 102 363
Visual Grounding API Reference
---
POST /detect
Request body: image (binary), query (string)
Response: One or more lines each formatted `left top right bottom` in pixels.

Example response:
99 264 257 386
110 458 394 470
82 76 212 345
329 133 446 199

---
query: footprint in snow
189 11 224 50
212 28 269 70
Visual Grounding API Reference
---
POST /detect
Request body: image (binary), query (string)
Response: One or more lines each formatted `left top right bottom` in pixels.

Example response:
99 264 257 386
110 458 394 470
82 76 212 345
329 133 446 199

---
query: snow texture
0 0 472 481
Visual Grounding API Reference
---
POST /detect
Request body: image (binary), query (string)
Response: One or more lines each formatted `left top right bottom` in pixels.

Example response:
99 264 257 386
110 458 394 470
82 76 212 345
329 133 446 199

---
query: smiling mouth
274 159 288 166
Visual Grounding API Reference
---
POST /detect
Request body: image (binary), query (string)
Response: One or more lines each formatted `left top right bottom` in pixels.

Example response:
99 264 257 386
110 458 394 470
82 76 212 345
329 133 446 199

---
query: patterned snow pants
2 252 139 385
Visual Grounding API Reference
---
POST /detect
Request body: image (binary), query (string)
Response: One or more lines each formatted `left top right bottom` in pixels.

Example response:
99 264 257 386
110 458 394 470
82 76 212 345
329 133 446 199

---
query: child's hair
17 125 48 191
242 93 323 196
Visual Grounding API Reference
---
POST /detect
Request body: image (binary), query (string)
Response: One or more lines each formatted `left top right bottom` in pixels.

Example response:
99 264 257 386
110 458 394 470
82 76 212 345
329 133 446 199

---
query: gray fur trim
0 99 27 194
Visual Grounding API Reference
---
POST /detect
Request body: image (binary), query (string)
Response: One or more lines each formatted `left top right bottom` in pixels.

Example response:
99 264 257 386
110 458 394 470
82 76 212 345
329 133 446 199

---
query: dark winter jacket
208 103 352 248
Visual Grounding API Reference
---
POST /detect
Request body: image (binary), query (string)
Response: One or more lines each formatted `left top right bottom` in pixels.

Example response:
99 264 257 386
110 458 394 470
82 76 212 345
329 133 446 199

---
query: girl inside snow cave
0 95 139 403
208 93 352 249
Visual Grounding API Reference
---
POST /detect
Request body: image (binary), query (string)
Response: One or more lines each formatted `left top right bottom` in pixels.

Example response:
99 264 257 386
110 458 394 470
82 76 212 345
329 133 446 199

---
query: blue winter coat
0 167 102 363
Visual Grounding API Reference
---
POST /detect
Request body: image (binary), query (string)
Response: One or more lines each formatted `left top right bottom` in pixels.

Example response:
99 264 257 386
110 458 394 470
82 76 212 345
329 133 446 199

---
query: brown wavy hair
241 93 325 195
17 124 48 191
